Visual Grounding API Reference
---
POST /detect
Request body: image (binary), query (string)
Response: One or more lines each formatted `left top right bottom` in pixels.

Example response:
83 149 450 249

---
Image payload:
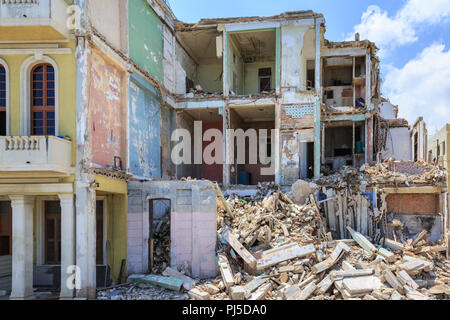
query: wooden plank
311 242 350 274
412 230 427 247
361 196 368 236
382 186 441 195
337 192 345 239
257 243 315 271
248 283 272 300
214 183 235 219
315 274 334 295
298 282 317 300
397 270 419 290
223 232 257 270
356 194 361 233
383 270 404 294
218 255 235 289
331 269 374 280
347 226 377 254
244 277 266 298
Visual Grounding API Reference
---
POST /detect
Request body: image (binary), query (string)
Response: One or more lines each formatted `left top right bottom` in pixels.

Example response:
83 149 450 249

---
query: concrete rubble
98 160 448 301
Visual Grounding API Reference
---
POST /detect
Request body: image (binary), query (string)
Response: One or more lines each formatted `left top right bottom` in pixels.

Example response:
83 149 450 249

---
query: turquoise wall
128 0 163 82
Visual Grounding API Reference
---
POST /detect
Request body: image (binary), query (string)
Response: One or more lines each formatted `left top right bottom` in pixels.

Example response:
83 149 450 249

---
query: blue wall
129 73 161 179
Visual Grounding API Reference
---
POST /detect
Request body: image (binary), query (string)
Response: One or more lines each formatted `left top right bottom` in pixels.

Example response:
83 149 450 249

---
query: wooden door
0 202 12 256
45 201 61 265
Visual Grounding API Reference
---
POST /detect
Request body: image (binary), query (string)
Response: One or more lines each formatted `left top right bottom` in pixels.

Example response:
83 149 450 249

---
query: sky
168 0 450 135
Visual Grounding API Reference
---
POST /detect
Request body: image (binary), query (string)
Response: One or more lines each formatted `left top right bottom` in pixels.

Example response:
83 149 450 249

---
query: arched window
31 63 55 136
0 65 6 136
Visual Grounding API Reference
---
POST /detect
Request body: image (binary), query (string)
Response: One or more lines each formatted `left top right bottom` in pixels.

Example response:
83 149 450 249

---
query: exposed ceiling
231 105 275 123
178 30 220 61
230 30 276 62
184 108 223 122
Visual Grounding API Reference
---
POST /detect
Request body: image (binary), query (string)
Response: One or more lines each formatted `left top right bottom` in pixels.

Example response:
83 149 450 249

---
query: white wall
382 127 412 161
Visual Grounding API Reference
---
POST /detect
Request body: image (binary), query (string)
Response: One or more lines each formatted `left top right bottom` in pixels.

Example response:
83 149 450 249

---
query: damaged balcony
0 136 74 178
176 27 224 98
323 55 367 112
0 0 72 42
226 29 278 99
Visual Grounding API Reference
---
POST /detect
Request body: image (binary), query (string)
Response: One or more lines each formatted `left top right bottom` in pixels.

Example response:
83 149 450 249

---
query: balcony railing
0 136 74 177
0 0 70 41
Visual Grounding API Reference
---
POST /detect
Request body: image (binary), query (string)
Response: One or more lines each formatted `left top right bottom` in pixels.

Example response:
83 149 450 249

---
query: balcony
0 136 74 178
0 0 72 42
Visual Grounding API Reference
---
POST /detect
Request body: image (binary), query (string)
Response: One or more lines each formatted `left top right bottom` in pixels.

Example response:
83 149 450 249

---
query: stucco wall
128 0 163 82
88 48 127 169
128 74 161 179
382 127 412 161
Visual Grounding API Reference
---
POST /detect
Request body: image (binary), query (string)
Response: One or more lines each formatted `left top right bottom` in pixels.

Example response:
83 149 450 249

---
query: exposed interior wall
428 124 449 168
281 26 309 91
175 111 195 179
382 127 412 161
174 40 197 94
243 61 275 95
128 0 163 82
161 103 176 179
280 104 315 184
88 48 127 169
324 124 364 170
197 63 223 94
227 37 244 95
387 193 440 215
128 74 161 179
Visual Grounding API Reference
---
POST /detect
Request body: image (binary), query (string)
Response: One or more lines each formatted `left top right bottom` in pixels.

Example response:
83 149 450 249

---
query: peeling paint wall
129 74 161 179
128 0 163 82
88 48 127 169
281 26 308 91
87 0 128 53
160 103 176 179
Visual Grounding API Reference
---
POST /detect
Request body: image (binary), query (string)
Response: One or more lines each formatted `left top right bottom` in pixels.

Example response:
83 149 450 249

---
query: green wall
128 0 163 82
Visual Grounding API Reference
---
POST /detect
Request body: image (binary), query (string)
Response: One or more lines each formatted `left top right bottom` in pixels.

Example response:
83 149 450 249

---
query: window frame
20 55 59 137
30 63 56 136
0 59 10 136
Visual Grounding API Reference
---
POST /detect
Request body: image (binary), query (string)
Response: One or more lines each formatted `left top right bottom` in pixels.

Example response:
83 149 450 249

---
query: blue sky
168 0 450 135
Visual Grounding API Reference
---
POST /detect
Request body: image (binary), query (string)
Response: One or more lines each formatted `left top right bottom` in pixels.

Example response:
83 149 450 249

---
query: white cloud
383 44 450 134
347 0 450 57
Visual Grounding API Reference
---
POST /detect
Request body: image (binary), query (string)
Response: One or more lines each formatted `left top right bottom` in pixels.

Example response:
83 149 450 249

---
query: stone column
9 195 35 300
75 183 97 299
59 194 75 299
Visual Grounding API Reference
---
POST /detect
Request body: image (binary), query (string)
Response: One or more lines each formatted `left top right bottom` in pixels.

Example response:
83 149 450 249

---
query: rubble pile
151 220 171 274
103 161 448 301
315 160 447 190
97 283 189 301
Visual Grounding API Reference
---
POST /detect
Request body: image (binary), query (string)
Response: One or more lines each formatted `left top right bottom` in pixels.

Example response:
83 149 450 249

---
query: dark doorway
0 201 12 256
149 199 171 274
307 142 314 179
44 201 61 265
96 200 104 265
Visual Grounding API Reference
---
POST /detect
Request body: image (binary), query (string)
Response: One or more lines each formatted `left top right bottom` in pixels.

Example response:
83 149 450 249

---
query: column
314 18 324 179
59 194 75 299
75 182 97 299
9 195 35 300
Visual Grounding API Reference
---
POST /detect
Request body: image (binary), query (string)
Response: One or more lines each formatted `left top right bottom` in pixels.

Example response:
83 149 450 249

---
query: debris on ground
100 160 449 301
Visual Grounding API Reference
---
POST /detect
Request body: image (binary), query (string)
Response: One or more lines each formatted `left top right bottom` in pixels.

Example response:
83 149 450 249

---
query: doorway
44 201 61 265
0 201 12 293
149 199 171 274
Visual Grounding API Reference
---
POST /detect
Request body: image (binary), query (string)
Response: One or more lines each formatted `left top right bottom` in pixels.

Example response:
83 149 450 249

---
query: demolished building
0 0 447 301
